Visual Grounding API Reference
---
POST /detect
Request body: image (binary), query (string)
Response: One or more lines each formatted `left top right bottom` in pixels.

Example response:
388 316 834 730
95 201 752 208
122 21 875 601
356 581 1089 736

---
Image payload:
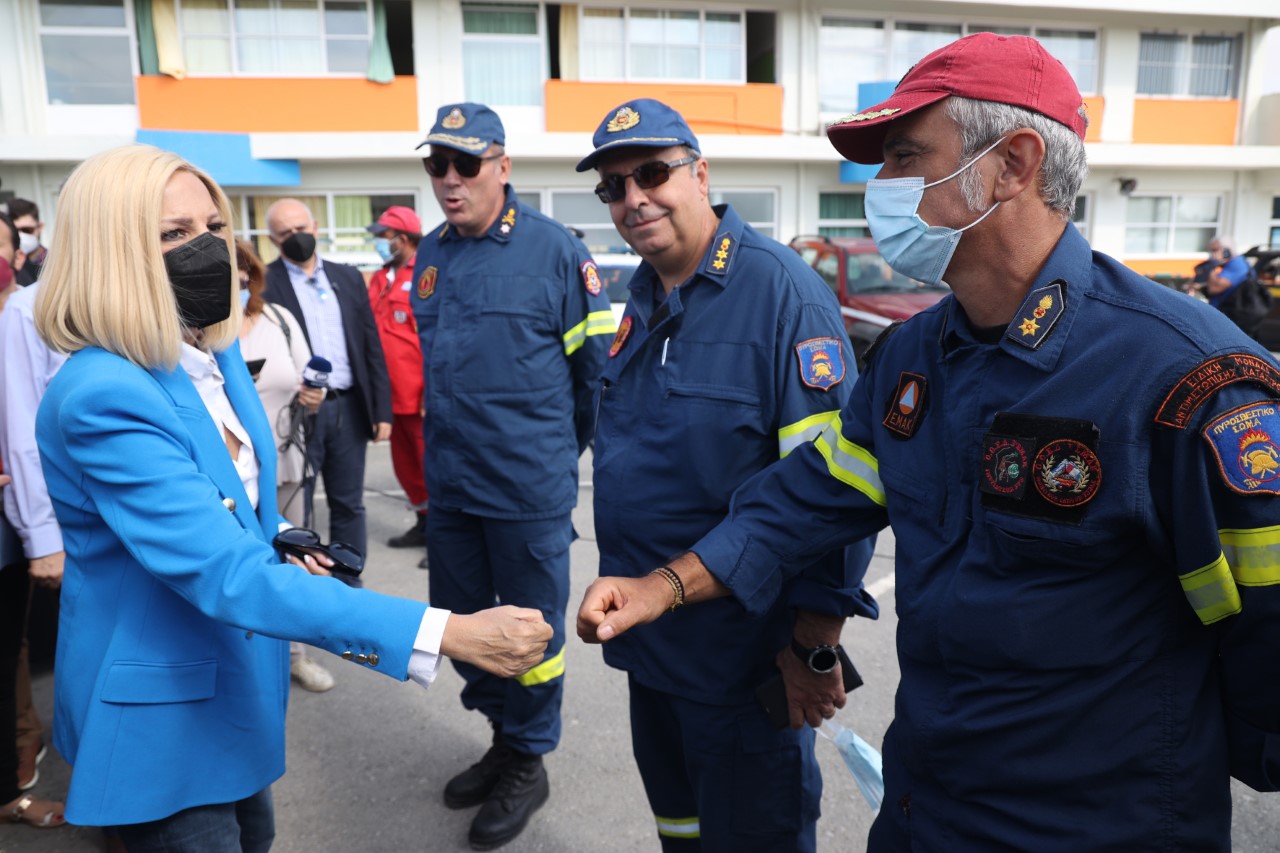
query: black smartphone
755 646 863 730
245 358 266 381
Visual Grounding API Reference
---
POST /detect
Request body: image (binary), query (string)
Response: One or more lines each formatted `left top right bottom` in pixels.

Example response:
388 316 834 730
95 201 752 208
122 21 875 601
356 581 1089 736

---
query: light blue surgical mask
864 136 1005 286
374 237 395 265
239 288 250 308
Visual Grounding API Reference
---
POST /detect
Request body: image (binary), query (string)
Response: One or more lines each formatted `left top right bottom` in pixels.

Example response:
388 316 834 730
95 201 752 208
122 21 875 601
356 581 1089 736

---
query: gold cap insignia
441 107 466 129
606 107 641 133
831 107 901 126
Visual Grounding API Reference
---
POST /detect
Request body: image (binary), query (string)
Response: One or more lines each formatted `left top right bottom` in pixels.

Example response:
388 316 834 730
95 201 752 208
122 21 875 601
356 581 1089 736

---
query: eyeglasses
423 152 503 179
272 527 365 585
594 157 697 204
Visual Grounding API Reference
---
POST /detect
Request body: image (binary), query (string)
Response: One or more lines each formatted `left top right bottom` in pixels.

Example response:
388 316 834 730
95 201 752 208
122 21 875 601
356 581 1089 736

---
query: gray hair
1209 234 1236 254
944 96 1088 220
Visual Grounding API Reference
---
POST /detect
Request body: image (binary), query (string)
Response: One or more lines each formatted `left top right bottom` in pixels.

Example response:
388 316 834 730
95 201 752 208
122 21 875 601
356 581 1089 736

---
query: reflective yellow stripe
1219 525 1280 586
655 816 700 839
516 647 565 686
813 415 886 506
1179 553 1242 625
563 311 618 355
584 310 616 336
778 410 839 459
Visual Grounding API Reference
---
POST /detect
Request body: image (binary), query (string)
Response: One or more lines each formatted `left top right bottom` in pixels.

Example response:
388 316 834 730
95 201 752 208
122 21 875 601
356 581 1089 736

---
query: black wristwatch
791 639 840 674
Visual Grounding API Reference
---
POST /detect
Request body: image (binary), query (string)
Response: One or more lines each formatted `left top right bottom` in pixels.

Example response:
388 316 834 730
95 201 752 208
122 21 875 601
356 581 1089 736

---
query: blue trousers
426 507 571 755
112 787 274 853
304 392 368 554
628 675 821 853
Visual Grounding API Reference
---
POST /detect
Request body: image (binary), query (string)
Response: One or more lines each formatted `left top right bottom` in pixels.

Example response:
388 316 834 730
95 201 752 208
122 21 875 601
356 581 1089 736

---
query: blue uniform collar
436 184 521 245
941 223 1092 372
626 203 745 329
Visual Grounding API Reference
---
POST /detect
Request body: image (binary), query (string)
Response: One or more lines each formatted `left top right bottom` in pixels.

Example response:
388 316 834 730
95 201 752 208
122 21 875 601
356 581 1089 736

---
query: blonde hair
35 144 241 369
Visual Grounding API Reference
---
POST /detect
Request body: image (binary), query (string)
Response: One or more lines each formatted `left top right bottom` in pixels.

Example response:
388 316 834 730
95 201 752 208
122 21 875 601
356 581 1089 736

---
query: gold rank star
1020 317 1040 336
713 259 726 270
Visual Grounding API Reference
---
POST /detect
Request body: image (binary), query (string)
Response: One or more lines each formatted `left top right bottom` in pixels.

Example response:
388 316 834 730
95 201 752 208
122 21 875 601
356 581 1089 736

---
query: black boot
444 727 512 809
387 519 426 549
468 752 549 851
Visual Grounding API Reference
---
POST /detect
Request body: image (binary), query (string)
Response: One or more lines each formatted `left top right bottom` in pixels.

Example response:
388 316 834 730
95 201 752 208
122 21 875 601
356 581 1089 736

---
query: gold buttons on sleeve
355 653 368 664
367 653 379 667
341 650 354 660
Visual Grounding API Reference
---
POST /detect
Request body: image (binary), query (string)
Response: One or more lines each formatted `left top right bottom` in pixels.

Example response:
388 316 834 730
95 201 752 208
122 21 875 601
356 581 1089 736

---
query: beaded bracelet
650 565 685 611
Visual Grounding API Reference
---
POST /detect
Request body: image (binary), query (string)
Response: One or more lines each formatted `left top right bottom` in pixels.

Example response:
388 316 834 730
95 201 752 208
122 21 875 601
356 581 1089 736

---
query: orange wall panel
1124 258 1198 278
1081 96 1103 143
1131 99 1238 146
137 76 418 133
545 80 783 135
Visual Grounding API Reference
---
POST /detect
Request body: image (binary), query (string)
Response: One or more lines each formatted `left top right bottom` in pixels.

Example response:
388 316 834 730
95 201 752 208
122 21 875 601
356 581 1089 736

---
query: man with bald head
262 199 392 557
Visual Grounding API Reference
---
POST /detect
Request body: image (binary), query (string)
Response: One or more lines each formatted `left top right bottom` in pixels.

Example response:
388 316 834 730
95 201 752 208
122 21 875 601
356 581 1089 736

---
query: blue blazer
37 344 428 827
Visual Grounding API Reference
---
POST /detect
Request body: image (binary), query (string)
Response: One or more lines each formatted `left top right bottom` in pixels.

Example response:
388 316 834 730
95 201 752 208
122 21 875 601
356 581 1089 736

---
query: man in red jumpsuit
367 206 429 566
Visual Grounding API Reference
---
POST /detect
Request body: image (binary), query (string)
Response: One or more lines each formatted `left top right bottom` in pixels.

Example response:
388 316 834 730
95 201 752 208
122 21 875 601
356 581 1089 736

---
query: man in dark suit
262 199 392 555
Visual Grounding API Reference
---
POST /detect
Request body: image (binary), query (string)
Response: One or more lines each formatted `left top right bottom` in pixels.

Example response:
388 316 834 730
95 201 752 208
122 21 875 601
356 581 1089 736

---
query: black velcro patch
980 412 1101 524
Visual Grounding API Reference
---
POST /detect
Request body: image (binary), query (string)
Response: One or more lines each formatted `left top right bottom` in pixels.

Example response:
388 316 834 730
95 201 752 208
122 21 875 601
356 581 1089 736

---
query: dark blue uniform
411 185 614 754
694 223 1280 850
594 205 876 850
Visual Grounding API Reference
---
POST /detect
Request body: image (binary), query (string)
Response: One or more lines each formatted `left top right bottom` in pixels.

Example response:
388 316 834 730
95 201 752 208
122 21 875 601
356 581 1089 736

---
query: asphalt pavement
2 444 1278 852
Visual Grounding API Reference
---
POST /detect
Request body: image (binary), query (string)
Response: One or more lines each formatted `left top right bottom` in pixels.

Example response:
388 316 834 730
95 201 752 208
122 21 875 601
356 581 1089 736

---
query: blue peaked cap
575 98 701 172
417 103 505 154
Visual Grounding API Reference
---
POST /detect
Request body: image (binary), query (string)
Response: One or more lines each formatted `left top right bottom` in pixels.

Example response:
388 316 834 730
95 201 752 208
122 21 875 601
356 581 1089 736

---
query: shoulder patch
1203 401 1280 495
795 337 846 390
609 316 633 358
1155 353 1280 429
417 266 438 300
581 260 603 296
882 371 927 439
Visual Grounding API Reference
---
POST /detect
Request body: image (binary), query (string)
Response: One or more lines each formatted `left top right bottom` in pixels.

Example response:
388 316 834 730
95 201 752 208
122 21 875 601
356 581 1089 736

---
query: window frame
1268 195 1280 247
1122 192 1224 257
709 187 777 239
228 189 421 267
460 1 547 105
36 0 140 105
174 0 375 78
1136 30 1243 100
1071 193 1092 241
577 4 747 85
816 14 1100 116
817 190 869 239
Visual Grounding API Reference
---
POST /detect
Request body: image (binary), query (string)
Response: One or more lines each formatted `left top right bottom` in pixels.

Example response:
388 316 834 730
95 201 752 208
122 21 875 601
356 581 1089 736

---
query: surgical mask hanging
864 136 1005 287
164 231 234 329
374 237 395 265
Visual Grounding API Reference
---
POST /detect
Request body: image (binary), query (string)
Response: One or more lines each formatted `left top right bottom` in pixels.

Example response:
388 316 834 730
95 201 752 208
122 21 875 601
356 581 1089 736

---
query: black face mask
280 232 316 263
164 231 233 329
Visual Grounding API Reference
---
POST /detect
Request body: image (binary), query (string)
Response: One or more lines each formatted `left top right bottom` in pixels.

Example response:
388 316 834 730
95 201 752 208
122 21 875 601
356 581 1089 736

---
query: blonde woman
33 144 551 849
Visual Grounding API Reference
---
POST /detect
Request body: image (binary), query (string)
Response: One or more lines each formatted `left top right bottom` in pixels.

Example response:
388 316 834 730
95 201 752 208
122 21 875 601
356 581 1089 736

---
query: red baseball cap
826 33 1088 165
367 205 422 237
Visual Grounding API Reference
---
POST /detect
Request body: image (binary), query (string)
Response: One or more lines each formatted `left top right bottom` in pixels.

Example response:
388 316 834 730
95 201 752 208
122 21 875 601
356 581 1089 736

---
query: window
1072 194 1091 239
550 190 621 255
39 0 136 104
580 7 744 83
1270 196 1280 246
1137 33 1240 98
462 3 543 105
817 193 868 238
818 19 1098 113
1124 194 1221 255
230 192 417 264
178 0 372 75
711 190 776 239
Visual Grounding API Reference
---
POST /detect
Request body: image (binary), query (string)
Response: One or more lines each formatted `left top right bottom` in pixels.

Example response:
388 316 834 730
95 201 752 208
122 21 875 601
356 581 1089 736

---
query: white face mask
18 231 39 256
864 136 1005 286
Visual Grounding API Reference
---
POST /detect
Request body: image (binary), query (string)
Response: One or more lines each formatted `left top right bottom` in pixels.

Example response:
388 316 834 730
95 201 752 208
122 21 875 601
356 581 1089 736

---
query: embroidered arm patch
795 337 846 390
581 260 603 295
1203 401 1280 495
1155 353 1280 429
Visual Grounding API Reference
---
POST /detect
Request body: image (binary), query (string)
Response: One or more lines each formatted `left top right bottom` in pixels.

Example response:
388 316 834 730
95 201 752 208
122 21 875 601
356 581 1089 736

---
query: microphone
302 356 331 389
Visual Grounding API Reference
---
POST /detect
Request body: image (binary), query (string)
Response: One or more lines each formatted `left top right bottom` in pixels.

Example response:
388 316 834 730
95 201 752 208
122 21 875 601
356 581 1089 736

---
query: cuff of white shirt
22 521 65 561
407 607 452 689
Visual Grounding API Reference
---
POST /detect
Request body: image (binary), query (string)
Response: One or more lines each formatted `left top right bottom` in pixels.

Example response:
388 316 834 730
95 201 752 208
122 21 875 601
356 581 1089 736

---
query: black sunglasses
595 156 697 204
272 527 365 587
423 152 503 179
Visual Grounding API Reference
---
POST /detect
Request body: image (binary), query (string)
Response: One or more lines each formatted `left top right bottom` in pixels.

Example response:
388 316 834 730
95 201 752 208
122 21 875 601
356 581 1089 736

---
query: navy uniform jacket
411 186 614 519
694 224 1280 849
595 204 876 705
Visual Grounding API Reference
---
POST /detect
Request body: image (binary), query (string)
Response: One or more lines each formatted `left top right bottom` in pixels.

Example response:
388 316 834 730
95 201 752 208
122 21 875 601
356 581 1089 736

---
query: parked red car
789 235 951 360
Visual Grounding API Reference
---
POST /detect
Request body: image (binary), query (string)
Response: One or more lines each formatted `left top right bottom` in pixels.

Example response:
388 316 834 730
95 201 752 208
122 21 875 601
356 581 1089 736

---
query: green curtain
366 0 394 84
136 0 160 76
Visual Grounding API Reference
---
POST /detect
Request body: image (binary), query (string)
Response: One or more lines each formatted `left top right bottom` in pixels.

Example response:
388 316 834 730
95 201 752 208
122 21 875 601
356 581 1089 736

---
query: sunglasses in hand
272 527 365 588
422 151 503 179
594 156 698 203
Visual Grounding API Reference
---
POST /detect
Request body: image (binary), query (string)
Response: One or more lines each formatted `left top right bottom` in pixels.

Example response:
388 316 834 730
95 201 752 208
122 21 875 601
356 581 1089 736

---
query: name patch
1155 354 1280 429
795 337 846 391
1203 402 1280 495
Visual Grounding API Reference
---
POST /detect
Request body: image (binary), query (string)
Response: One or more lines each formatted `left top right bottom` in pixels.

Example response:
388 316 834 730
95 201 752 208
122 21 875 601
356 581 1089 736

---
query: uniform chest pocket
983 511 1130 572
477 275 556 322
665 381 761 409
